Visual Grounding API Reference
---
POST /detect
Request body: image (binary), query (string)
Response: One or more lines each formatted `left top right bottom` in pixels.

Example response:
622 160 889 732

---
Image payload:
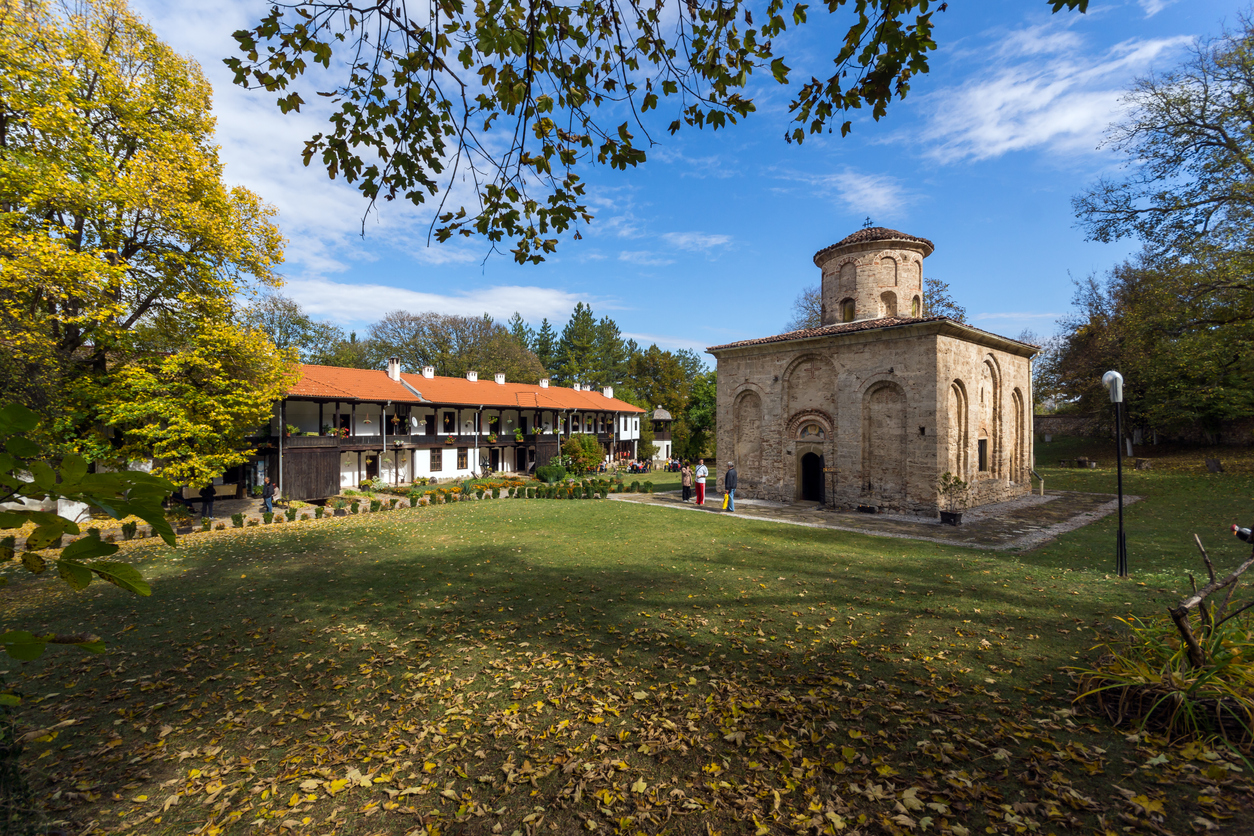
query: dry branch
1168 539 1254 668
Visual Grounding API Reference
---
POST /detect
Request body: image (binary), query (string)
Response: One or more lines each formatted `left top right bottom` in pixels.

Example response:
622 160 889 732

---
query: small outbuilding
708 227 1037 514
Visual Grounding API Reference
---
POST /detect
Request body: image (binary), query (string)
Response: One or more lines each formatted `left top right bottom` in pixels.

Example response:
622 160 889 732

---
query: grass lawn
2 442 1253 836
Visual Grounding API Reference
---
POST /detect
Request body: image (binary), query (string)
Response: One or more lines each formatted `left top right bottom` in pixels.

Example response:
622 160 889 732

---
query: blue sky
137 0 1239 359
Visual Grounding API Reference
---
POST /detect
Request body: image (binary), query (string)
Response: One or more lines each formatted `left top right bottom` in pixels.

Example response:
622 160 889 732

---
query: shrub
536 464 567 483
630 481 640 493
300 513 310 521
409 494 419 507
370 499 382 512
262 511 274 523
315 506 325 519
644 481 654 493
121 521 137 540
561 434 604 474
475 489 485 500
350 500 360 514
248 519 259 526
526 487 535 499
215 522 226 530
492 487 500 499
231 513 244 528
285 507 298 521
389 498 399 509
201 518 211 532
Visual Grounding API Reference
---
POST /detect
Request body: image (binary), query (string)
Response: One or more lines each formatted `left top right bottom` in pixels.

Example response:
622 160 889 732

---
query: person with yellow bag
722 462 737 513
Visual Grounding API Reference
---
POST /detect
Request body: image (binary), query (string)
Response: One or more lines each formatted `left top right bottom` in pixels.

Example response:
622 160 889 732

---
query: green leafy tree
589 317 630 389
637 415 659 462
0 404 175 669
0 0 291 482
679 370 717 459
922 277 967 322
246 294 347 363
314 330 378 369
228 1 1088 263
561 434 604 474
369 311 546 382
1040 255 1254 436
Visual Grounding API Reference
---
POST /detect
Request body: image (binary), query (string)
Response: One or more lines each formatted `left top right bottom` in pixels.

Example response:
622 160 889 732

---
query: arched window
840 299 855 322
880 291 897 317
911 295 921 317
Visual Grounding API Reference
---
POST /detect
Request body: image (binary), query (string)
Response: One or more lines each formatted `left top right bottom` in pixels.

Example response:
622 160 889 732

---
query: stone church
708 227 1036 515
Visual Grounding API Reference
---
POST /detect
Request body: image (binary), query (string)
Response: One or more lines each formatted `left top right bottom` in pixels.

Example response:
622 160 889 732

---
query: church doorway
800 452 824 502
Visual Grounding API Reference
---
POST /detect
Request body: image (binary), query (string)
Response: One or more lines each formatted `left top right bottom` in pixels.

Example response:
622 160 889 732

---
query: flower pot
939 511 963 526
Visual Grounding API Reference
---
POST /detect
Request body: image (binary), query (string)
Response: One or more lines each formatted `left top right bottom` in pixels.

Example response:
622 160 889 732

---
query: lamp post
1102 370 1128 577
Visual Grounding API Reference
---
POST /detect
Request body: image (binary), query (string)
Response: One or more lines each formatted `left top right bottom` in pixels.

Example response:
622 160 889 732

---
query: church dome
813 227 935 265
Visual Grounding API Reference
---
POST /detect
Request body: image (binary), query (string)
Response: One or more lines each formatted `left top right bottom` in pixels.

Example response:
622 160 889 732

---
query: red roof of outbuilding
286 364 644 412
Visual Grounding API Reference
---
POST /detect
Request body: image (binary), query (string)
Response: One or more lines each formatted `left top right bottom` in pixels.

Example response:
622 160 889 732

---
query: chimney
387 357 401 381
466 370 478 382
572 383 581 392
602 386 614 399
494 373 505 385
539 378 549 389
422 365 435 379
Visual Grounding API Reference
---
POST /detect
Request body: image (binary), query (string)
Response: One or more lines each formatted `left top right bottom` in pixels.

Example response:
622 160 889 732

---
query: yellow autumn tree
0 0 296 483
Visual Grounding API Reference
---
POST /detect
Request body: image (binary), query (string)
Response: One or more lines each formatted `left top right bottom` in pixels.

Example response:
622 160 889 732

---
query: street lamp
1102 370 1128 577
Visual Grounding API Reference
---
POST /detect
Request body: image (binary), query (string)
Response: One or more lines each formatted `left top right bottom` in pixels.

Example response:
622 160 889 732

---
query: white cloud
622 331 713 355
282 277 595 328
774 168 913 216
618 251 675 266
919 22 1191 163
661 232 732 251
1139 0 1177 17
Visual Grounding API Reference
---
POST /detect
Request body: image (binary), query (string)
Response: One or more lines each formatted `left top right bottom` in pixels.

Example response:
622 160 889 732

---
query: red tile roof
707 316 1039 354
813 226 935 264
286 365 644 412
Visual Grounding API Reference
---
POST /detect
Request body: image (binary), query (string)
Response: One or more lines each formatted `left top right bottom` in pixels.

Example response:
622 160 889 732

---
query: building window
978 439 988 472
489 416 499 433
572 415 580 432
442 412 455 433
430 448 443 472
840 299 855 322
457 447 468 469
912 295 921 317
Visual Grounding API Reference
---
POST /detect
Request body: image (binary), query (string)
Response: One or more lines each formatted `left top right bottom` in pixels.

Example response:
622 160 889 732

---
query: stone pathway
608 489 1140 551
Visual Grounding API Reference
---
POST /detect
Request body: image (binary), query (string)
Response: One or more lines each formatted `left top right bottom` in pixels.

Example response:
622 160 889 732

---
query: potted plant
339 426 349 437
487 433 498 443
937 472 969 526
322 424 336 436
514 428 524 442
445 435 456 444
285 423 299 437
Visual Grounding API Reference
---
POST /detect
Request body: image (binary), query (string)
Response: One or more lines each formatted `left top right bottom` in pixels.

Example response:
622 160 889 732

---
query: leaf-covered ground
3 466 1254 836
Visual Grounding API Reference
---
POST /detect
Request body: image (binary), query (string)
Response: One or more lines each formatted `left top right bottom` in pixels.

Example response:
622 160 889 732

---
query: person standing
680 462 693 503
199 483 216 519
262 477 275 514
723 462 737 513
694 458 708 506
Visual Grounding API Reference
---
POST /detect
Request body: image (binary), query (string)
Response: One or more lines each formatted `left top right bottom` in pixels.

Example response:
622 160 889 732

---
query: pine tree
534 319 558 373
590 317 629 388
554 303 598 386
506 312 535 353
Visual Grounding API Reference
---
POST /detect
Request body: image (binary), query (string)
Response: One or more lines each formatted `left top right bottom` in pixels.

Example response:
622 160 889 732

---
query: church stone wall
715 325 1035 515
716 328 945 514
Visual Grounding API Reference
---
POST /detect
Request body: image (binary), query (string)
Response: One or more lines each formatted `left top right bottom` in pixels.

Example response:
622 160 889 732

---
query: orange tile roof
286 365 644 413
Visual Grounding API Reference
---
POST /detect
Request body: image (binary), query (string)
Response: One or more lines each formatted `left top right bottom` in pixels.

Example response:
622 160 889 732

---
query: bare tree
786 285 823 331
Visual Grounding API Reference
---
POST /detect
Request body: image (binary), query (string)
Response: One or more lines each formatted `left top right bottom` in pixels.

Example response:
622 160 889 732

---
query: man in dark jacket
262 477 275 514
723 462 737 512
199 483 216 519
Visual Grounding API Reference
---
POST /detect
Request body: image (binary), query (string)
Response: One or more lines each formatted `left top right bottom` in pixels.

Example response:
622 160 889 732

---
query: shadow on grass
2 499 1244 834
